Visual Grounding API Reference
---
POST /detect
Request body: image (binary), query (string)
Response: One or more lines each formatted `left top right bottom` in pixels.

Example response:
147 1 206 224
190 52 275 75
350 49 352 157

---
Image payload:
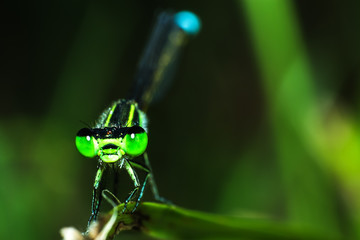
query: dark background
1 0 359 239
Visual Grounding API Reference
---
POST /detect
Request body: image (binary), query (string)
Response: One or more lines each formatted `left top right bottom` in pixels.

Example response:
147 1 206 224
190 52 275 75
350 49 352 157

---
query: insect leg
123 160 140 213
143 152 170 203
88 163 106 226
132 173 149 213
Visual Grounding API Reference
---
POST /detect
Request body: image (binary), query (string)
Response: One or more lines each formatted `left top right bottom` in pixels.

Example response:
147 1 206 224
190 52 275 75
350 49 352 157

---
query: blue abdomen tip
174 11 201 35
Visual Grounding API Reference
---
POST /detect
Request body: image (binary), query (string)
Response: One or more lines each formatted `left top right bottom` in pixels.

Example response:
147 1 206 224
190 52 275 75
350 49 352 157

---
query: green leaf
86 202 343 240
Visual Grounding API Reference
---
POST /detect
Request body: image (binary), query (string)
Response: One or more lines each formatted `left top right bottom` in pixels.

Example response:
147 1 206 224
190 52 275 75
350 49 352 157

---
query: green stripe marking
126 104 136 127
104 103 117 127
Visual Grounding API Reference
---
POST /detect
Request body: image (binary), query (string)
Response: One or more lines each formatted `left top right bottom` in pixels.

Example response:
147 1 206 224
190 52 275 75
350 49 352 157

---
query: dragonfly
75 10 201 225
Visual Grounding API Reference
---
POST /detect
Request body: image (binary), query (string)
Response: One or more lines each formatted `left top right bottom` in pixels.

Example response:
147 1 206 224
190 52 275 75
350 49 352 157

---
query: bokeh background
1 0 359 239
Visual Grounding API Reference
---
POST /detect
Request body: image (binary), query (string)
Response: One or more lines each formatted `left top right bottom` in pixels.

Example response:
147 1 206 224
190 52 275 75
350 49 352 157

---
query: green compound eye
122 126 148 156
75 128 98 158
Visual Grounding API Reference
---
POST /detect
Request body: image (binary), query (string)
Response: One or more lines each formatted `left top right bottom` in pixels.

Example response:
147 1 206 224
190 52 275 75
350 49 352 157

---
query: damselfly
75 11 201 225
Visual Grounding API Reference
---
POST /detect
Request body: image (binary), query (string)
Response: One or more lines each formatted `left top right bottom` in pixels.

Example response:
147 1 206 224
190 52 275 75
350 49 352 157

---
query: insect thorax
95 99 148 131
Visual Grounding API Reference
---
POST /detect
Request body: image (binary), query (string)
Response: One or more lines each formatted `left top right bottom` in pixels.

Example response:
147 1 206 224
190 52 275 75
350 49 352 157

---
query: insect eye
75 128 98 158
122 126 148 157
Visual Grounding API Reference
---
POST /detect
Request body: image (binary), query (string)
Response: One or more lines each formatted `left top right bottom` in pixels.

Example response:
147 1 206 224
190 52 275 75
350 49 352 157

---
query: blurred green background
1 0 359 239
